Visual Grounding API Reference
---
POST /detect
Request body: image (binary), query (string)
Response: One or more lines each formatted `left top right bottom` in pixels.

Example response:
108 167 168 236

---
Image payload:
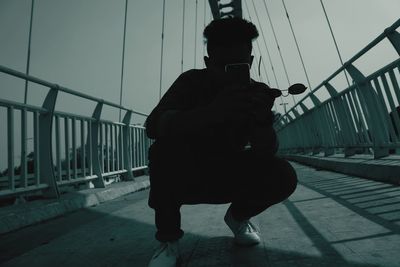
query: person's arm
145 71 216 139
247 82 279 155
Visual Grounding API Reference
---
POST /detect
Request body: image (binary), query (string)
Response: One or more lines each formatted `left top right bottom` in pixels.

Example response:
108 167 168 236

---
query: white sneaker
224 207 261 246
148 241 180 267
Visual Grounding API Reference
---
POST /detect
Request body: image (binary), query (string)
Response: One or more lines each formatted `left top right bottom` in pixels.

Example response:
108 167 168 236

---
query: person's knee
259 156 297 197
279 158 297 197
288 166 298 196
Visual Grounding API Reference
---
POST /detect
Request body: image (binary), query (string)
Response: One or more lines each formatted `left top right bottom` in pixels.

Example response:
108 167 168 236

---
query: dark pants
148 149 297 242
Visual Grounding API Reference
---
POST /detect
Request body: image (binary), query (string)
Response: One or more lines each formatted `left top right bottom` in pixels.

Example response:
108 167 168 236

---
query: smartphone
225 63 251 86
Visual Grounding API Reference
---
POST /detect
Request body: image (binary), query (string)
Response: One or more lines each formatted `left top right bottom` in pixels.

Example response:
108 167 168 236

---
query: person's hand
247 82 275 110
208 82 275 126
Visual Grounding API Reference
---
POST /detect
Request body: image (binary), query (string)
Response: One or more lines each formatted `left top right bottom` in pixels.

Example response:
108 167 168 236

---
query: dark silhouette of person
145 17 297 267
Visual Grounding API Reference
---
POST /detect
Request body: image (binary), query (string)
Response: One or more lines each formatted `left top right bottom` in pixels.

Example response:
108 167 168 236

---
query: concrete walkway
1 162 400 267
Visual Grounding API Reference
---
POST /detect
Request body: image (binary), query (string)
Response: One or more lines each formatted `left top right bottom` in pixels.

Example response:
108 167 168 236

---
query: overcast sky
0 0 399 170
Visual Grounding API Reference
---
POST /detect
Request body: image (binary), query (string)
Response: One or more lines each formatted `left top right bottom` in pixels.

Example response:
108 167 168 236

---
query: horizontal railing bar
0 64 148 117
0 184 48 198
102 169 127 177
131 166 148 172
99 120 126 126
128 125 146 129
281 18 400 118
0 173 36 182
365 58 400 81
57 175 98 186
99 119 146 129
54 111 95 122
0 98 47 113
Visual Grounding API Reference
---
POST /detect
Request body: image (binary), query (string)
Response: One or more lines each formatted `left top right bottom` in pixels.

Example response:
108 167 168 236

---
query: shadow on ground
0 187 384 267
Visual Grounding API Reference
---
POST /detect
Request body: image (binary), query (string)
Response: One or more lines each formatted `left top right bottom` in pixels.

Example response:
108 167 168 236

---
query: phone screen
225 63 250 86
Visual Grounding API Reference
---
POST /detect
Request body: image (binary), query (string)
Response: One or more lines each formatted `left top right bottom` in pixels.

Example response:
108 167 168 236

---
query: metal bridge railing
276 19 400 159
0 65 150 199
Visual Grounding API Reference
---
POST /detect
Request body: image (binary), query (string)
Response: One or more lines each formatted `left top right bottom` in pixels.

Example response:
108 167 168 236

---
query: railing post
346 63 390 158
40 85 60 198
385 26 400 56
89 102 105 188
121 111 135 180
325 82 359 157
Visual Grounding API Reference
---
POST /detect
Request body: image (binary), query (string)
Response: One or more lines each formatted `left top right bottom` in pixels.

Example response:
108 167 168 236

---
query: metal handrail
0 64 148 117
281 18 400 120
276 19 400 159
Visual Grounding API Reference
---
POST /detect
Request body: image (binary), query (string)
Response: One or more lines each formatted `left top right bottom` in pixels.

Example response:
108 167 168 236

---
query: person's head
203 17 259 76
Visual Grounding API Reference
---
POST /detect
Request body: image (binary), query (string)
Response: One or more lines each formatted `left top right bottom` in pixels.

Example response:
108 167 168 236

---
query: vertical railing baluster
65 117 70 181
88 120 93 176
120 124 124 170
353 88 372 142
72 117 77 179
131 127 135 168
326 103 340 148
21 108 27 188
350 93 370 145
110 124 114 172
130 127 134 168
115 124 119 171
133 127 136 167
99 122 104 173
135 127 139 168
139 128 142 166
80 119 86 177
140 129 144 166
7 106 15 191
320 105 335 156
55 116 62 182
326 104 338 149
106 123 110 173
33 111 40 185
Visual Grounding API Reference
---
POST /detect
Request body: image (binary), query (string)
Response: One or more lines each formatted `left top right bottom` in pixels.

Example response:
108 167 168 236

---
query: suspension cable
243 0 284 113
319 0 351 87
256 46 279 112
181 0 185 73
255 39 271 85
243 0 279 88
158 0 166 100
281 0 312 93
260 0 297 108
119 0 128 121
260 0 291 86
194 0 198 68
24 0 35 104
243 2 271 86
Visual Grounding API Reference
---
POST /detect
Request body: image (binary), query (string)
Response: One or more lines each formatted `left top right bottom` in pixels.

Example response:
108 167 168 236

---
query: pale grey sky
0 0 400 170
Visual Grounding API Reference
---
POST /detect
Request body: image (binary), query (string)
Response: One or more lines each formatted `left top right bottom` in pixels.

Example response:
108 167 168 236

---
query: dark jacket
145 69 277 163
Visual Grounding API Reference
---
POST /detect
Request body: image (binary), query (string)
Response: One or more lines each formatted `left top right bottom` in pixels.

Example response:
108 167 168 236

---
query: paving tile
357 249 400 267
379 211 400 221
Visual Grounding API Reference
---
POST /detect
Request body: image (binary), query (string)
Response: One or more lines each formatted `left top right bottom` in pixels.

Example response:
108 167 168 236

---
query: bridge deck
1 162 400 267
